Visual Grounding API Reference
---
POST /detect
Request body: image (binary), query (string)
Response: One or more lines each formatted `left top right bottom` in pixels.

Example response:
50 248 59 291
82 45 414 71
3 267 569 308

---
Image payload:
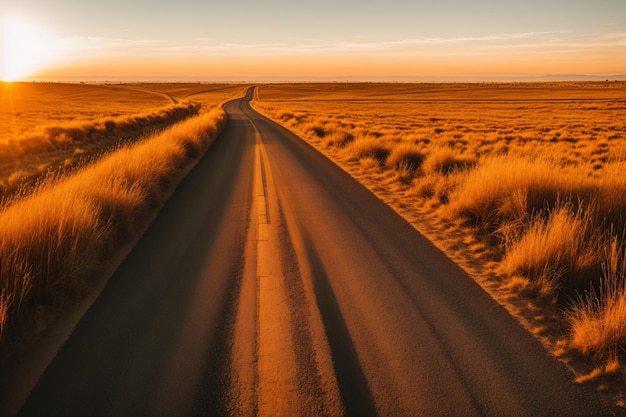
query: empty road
16 88 614 416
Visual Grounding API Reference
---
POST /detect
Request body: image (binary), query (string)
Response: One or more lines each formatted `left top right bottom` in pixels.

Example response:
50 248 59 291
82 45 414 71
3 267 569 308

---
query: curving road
15 88 614 416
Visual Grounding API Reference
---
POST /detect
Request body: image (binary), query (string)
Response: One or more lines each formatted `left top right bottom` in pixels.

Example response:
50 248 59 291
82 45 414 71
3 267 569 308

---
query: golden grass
252 82 626 370
0 104 199 194
0 83 247 199
0 107 226 342
421 146 476 175
446 156 598 226
386 143 426 171
257 82 626 101
346 136 391 162
500 203 602 295
570 239 626 362
1 82 169 137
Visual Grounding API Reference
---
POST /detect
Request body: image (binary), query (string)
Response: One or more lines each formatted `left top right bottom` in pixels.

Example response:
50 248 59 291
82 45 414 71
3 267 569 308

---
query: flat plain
253 82 626 404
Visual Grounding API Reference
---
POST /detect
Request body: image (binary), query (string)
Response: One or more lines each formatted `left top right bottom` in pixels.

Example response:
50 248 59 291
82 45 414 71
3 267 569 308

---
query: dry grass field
0 83 241 364
124 82 249 106
0 83 246 199
252 82 626 395
1 83 169 137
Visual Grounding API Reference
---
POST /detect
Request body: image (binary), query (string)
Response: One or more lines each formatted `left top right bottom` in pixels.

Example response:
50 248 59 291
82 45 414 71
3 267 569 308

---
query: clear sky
1 0 625 80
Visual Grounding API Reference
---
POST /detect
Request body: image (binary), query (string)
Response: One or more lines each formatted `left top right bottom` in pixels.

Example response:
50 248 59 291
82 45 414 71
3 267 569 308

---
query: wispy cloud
58 30 626 59
60 36 164 57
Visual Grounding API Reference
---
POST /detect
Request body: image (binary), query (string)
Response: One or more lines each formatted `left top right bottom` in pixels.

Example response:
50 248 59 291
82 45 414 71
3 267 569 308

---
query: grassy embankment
252 82 626 389
0 82 243 347
0 82 245 198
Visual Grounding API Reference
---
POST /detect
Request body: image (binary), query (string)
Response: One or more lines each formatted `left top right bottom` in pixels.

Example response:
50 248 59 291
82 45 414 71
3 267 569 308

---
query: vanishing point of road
15 88 615 416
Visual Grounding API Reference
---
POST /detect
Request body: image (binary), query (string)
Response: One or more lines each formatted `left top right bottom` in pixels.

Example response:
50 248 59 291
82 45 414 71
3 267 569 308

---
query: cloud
60 36 164 57
57 30 626 60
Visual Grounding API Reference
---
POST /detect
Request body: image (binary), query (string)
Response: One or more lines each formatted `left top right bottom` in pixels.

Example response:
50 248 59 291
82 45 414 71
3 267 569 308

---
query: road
15 88 614 416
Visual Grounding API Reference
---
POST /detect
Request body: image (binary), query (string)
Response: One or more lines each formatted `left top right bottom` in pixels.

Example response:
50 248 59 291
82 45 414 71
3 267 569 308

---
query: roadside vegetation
0 82 246 199
252 82 626 393
0 107 226 344
0 103 199 197
0 82 244 354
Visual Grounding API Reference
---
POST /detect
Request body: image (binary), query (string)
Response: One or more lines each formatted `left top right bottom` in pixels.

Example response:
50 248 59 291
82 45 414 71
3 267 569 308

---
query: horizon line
17 73 626 83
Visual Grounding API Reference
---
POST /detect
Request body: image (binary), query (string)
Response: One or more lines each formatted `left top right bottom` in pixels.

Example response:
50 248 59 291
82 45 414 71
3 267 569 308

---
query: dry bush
0 108 226 340
500 203 602 294
569 238 626 363
385 142 425 171
451 155 625 298
346 136 391 162
323 130 354 148
446 155 596 227
302 121 328 139
276 110 296 121
412 170 466 205
597 161 626 234
422 146 476 175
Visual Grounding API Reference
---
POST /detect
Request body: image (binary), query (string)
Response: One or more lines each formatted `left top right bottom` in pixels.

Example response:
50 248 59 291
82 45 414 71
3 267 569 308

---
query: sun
1 17 57 81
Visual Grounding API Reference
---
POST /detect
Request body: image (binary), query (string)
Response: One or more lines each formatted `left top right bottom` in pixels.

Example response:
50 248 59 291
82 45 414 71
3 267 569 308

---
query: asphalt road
15 88 614 416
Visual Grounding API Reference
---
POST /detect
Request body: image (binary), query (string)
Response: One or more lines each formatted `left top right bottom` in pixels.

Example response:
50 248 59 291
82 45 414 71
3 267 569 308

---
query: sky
1 0 625 81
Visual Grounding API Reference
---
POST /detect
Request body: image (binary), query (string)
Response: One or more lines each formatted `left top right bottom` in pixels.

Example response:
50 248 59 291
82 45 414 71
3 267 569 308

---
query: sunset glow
0 17 59 81
2 0 625 80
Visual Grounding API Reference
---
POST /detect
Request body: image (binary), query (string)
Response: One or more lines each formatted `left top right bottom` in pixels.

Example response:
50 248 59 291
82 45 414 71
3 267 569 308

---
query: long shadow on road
18 108 255 417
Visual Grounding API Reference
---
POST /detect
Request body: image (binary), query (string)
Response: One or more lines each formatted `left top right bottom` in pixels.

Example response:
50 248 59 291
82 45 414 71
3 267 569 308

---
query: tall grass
385 143 426 171
499 203 602 294
445 156 597 227
252 85 626 367
0 107 226 341
450 156 626 361
421 146 476 175
346 136 391 162
569 239 626 362
0 103 198 197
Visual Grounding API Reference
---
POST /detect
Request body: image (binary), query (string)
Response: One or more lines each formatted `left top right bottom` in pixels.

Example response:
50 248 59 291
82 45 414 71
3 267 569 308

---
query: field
252 83 626 387
0 83 246 198
0 82 243 363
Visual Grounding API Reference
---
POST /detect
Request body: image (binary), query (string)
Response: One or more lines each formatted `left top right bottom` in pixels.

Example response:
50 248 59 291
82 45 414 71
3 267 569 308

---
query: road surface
15 88 614 416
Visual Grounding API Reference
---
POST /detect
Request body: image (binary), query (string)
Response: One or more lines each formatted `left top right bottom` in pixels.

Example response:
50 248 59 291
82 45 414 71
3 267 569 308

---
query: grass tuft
569 238 626 363
446 155 596 227
347 136 391 162
422 146 476 175
500 203 602 294
385 142 425 171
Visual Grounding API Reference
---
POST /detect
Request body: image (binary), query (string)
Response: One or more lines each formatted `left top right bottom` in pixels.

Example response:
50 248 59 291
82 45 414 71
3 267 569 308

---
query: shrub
385 143 425 171
446 155 596 227
303 122 327 138
569 238 626 362
500 203 602 294
346 136 390 162
323 130 354 148
422 146 476 175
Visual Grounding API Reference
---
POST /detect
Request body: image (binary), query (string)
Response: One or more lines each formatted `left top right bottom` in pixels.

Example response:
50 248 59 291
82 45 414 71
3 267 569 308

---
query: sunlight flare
1 17 59 81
